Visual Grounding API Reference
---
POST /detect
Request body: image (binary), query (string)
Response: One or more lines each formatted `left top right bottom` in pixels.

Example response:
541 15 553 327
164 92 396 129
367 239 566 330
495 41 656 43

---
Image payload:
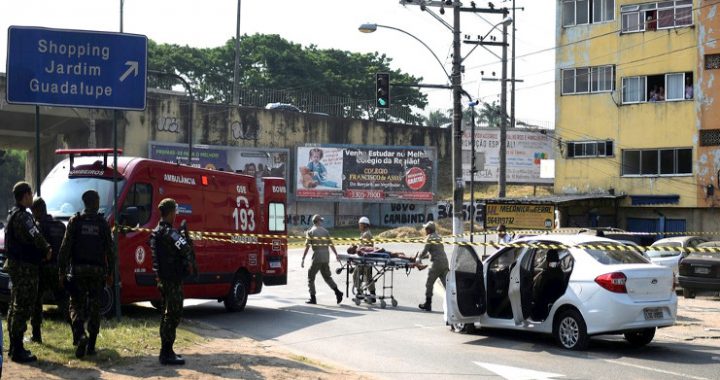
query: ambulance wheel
150 300 163 311
99 285 116 318
224 274 249 312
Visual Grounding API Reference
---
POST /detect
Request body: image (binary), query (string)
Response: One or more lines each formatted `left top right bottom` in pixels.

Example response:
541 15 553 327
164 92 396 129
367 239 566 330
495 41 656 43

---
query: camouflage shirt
419 232 447 264
5 204 50 265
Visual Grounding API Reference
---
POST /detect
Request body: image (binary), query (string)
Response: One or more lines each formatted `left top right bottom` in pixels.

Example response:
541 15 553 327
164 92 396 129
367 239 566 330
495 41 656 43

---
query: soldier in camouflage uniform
4 182 50 363
30 197 69 344
150 198 197 365
417 221 448 312
301 214 343 305
58 190 115 359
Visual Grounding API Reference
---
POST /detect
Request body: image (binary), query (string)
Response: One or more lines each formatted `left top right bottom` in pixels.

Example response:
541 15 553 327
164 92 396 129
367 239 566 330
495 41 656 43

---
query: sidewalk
657 295 720 342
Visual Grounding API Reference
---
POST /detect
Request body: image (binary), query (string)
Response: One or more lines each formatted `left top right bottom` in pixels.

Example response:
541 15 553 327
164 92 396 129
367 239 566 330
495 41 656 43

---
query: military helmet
423 221 436 232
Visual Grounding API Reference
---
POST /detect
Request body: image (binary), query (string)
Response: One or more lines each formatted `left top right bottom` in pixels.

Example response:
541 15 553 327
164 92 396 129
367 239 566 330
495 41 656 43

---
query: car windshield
687 251 720 259
41 176 125 218
646 242 682 258
579 242 650 264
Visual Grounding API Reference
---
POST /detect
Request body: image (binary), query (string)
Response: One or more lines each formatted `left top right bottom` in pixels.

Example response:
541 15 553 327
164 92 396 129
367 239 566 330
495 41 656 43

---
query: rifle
180 220 198 276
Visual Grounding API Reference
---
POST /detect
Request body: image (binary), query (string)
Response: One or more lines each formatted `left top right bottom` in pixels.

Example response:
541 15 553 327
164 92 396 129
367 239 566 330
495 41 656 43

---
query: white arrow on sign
119 61 139 82
474 362 565 380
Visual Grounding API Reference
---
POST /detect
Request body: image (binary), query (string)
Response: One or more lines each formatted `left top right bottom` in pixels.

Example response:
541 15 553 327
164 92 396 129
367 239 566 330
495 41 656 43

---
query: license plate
643 308 663 320
694 267 711 275
269 261 282 268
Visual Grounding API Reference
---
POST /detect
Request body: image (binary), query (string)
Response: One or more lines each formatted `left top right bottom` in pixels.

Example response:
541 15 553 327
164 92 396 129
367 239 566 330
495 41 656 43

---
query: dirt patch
659 296 720 342
2 325 372 380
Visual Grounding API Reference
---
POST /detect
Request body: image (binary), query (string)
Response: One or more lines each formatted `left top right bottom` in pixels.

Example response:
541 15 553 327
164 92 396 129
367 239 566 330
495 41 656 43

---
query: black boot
86 334 97 356
75 333 88 359
159 343 185 365
31 325 42 343
334 288 343 304
368 291 377 304
11 338 37 363
305 295 317 304
419 297 432 312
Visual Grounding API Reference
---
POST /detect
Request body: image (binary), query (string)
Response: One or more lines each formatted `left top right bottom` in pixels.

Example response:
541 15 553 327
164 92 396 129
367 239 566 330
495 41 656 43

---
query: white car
646 236 708 284
445 234 677 350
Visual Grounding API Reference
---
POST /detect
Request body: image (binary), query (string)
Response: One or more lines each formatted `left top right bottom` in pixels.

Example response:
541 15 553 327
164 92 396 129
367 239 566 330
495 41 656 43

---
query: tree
148 34 428 123
478 101 508 128
0 150 26 221
426 109 452 128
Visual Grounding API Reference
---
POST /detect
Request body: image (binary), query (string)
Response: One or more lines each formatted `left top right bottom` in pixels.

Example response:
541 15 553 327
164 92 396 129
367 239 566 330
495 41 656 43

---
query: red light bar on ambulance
55 148 123 170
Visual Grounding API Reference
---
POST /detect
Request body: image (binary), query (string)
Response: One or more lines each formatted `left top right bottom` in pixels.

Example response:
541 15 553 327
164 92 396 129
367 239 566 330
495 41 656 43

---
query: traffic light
376 73 390 109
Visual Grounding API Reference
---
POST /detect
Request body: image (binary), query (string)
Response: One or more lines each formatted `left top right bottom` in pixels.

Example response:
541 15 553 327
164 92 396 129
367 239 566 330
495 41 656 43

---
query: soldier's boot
333 288 343 304
159 343 185 365
31 325 42 343
368 290 377 304
418 297 432 312
305 295 317 304
11 338 37 363
86 334 98 356
75 333 88 359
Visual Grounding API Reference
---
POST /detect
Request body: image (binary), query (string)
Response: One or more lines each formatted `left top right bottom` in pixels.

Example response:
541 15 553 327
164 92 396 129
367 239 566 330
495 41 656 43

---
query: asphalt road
181 243 720 380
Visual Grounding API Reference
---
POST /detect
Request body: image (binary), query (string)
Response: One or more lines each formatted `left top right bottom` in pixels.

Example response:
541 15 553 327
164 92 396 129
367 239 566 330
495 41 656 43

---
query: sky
0 0 556 126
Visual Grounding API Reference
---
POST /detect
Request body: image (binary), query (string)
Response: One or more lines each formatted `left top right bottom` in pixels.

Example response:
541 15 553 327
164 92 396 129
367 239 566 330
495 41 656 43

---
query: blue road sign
6 26 147 110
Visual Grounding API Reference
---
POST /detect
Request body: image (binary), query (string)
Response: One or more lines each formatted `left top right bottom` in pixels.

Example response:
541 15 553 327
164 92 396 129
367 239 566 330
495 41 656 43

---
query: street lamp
358 23 451 81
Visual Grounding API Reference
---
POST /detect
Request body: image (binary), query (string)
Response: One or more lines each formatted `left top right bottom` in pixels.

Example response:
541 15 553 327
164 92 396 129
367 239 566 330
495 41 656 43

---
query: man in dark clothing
30 197 69 344
150 198 197 365
58 190 115 359
4 182 50 363
417 221 448 312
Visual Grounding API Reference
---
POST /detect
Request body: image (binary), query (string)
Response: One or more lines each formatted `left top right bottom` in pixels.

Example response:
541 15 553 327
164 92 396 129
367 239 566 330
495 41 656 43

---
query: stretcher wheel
391 299 398 307
353 297 361 306
380 300 387 309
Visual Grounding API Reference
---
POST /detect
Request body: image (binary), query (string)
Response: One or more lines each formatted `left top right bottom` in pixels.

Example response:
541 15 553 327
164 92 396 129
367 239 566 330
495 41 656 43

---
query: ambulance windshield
41 176 125 218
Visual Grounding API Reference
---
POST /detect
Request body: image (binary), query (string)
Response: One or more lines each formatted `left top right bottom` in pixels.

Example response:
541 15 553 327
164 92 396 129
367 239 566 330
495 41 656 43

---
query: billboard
295 145 436 202
462 128 554 184
485 202 555 230
149 142 288 182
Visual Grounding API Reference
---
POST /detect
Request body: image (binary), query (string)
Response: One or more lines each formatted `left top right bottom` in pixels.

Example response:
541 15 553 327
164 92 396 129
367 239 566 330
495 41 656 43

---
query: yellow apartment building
555 0 720 234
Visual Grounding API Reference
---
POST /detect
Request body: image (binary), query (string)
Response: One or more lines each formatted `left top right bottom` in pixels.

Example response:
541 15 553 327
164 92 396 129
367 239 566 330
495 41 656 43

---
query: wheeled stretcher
336 251 416 309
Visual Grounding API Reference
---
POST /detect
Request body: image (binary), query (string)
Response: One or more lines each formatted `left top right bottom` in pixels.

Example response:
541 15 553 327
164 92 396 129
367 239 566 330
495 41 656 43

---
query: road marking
474 362 564 380
603 359 710 380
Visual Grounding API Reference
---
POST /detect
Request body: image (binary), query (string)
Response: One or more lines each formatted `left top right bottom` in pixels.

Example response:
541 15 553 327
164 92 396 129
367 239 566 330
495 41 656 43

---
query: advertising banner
295 145 436 202
462 128 554 184
149 142 288 182
485 202 555 230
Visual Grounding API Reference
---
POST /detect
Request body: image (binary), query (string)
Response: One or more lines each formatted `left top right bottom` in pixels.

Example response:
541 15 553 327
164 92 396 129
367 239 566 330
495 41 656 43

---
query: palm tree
478 101 508 128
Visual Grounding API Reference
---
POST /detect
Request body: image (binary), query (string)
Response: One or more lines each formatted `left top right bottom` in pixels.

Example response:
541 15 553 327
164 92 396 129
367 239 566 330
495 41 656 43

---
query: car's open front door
445 244 486 325
508 247 535 325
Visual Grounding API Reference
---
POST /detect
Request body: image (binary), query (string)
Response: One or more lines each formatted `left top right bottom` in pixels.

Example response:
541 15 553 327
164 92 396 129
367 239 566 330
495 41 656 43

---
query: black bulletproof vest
39 216 66 265
150 224 188 281
4 207 43 265
71 214 105 267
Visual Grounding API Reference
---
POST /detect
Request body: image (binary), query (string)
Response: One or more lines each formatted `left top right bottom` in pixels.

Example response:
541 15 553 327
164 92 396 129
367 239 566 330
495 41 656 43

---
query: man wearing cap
150 198 198 365
4 182 50 363
417 221 448 312
58 190 115 359
30 197 69 344
353 216 376 303
301 214 343 305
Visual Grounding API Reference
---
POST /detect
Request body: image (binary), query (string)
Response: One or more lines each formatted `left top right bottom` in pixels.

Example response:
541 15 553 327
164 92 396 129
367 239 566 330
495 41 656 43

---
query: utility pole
451 1 464 236
510 0 516 131
498 22 508 198
232 0 241 105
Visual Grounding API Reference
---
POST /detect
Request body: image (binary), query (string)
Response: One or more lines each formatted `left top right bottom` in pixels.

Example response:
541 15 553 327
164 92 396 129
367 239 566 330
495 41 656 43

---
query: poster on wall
462 128 554 184
295 145 436 202
149 142 288 182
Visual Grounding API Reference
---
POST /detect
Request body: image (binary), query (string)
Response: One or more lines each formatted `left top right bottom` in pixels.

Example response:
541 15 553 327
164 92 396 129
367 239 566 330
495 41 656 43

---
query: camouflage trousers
158 279 184 347
307 262 338 296
68 274 105 337
32 264 70 330
6 259 39 340
352 264 375 294
425 261 449 299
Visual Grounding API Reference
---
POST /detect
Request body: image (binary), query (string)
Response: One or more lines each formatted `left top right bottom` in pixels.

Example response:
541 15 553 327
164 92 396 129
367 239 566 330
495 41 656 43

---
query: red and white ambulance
0 148 288 315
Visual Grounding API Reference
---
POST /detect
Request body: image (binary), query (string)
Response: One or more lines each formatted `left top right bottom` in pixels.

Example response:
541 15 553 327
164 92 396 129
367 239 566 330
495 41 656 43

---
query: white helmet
358 216 370 225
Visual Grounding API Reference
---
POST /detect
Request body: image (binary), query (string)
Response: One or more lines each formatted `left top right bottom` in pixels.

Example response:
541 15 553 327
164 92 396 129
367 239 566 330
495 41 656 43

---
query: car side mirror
118 207 140 231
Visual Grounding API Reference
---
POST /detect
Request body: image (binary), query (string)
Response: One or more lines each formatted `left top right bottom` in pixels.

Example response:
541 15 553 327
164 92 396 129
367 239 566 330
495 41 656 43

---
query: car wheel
682 288 696 299
224 274 249 312
99 285 116 318
624 328 655 347
554 309 589 350
451 322 477 334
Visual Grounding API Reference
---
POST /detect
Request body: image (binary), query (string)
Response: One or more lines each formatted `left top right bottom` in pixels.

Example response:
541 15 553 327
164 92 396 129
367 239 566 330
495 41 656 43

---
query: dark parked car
678 241 720 298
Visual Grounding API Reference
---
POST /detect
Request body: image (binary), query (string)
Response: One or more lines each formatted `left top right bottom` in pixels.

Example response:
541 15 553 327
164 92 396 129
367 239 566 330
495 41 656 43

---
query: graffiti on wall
231 120 258 140
157 117 180 133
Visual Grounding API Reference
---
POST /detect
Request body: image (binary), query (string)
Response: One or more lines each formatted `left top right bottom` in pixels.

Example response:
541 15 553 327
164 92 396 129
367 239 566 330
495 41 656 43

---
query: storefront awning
629 195 680 206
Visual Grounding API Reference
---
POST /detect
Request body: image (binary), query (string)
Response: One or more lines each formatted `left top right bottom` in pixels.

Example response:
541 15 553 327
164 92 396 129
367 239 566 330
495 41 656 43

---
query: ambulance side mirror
119 207 140 231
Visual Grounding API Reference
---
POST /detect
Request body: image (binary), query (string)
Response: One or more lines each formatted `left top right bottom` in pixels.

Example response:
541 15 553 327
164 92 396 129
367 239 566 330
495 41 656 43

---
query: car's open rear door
509 247 535 325
445 245 486 325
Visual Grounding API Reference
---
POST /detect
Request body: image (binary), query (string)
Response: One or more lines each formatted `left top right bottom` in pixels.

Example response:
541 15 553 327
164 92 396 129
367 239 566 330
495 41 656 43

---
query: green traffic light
378 98 387 106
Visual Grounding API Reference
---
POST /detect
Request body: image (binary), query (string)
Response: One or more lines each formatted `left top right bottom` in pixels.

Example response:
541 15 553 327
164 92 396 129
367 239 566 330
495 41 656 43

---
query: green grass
2 305 205 369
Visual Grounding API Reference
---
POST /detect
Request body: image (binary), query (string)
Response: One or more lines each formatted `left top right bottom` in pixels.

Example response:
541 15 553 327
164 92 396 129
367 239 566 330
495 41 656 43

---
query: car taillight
595 272 627 293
